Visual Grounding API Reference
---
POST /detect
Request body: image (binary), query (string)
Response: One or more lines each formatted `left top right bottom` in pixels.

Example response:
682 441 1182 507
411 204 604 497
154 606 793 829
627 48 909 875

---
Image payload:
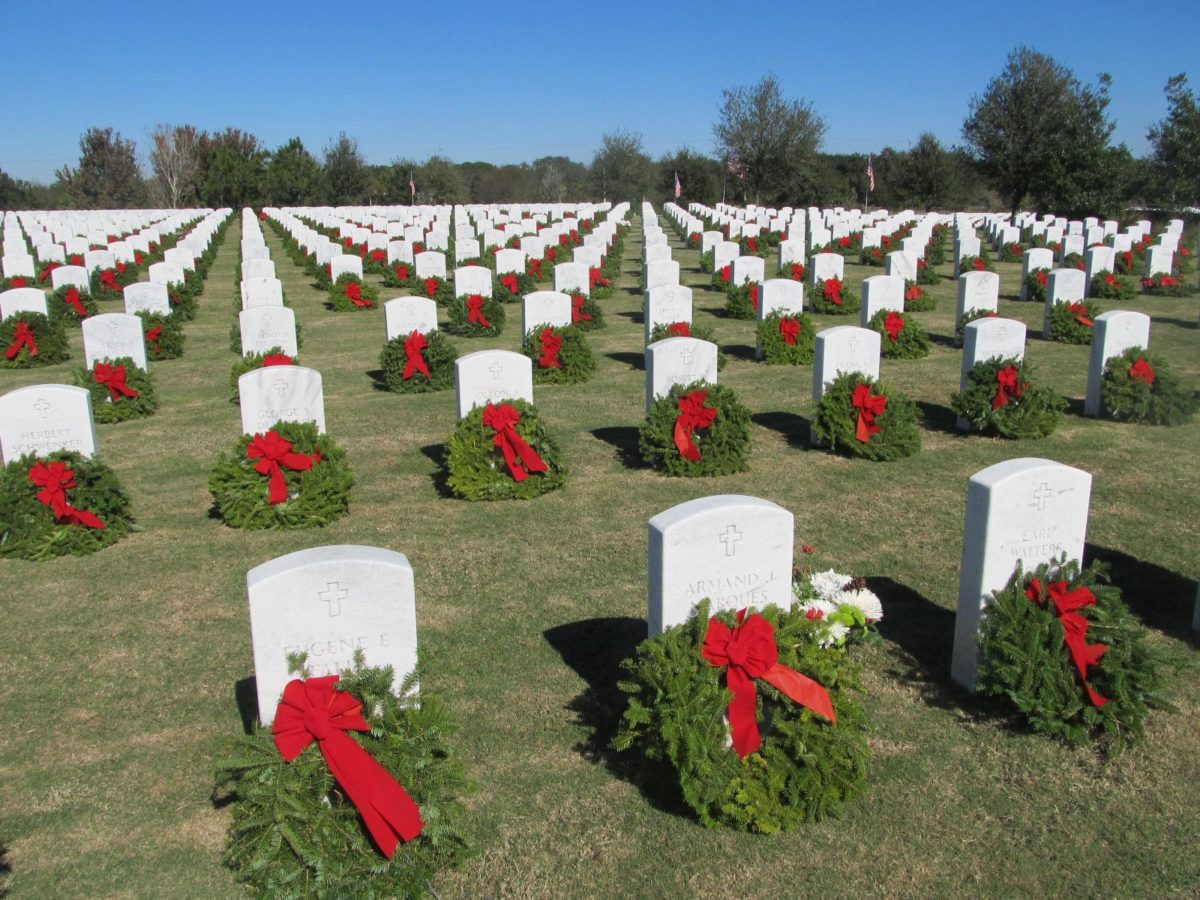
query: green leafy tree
198 128 267 207
1147 73 1200 208
56 127 146 209
418 155 467 204
321 132 369 205
713 74 826 205
266 137 321 206
896 134 959 211
962 47 1116 217
590 130 654 202
0 168 26 209
657 148 721 205
531 156 588 202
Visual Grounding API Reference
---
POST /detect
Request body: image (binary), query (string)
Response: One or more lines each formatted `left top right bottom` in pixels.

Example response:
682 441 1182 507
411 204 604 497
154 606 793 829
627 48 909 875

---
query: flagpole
865 156 871 211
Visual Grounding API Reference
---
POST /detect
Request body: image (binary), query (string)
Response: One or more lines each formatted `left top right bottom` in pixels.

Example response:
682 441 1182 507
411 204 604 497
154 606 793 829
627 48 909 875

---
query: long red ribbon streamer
538 328 562 369
779 316 800 345
4 321 37 359
1027 579 1109 707
851 383 885 442
402 330 431 380
673 389 717 462
28 460 105 528
466 294 491 327
483 402 547 482
94 362 139 401
246 431 321 504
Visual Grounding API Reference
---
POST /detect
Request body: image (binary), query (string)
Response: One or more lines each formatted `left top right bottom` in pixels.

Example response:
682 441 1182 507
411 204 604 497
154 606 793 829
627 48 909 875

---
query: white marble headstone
553 261 589 297
83 313 149 370
811 326 881 445
330 254 364 282
383 297 438 341
645 337 718 413
454 349 534 419
123 282 171 316
956 271 1000 320
644 284 694 345
494 248 524 276
958 318 1027 430
860 275 904 327
810 252 844 287
241 277 284 309
757 279 805 357
0 384 98 463
521 291 572 337
414 251 446 280
0 287 49 320
240 306 299 357
238 365 326 435
50 265 89 292
1085 311 1151 417
1044 268 1087 338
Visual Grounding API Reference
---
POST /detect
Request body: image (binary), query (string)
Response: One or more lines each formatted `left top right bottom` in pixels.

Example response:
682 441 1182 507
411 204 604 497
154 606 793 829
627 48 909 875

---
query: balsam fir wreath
723 281 761 320
1 312 68 368
780 262 807 281
588 265 615 300
810 278 860 315
88 267 124 303
648 321 727 369
167 282 199 321
1090 272 1135 301
954 308 1000 345
1140 272 1190 297
328 273 378 312
756 311 816 365
613 600 867 832
74 358 157 423
229 349 298 403
958 254 991 274
915 257 940 285
951 356 1065 439
445 293 504 337
493 270 536 302
999 242 1025 263
444 399 566 501
139 312 184 360
902 280 935 311
568 292 604 331
1024 269 1050 303
0 451 134 560
215 658 471 898
207 421 354 529
382 261 413 288
812 373 921 461
1061 252 1086 272
868 309 929 359
521 324 596 385
1048 299 1099 344
379 330 457 394
416 275 454 305
638 381 751 477
1100 346 1198 426
50 285 98 323
977 555 1165 753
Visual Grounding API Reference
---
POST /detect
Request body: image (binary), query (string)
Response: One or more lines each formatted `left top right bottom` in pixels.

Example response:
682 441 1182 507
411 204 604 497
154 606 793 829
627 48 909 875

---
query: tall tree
657 148 720 205
198 128 267 207
266 137 321 206
962 47 1116 217
1147 73 1200 208
590 130 654 202
418 155 467 204
712 74 826 205
896 133 959 211
149 124 202 208
322 133 369 205
56 127 145 209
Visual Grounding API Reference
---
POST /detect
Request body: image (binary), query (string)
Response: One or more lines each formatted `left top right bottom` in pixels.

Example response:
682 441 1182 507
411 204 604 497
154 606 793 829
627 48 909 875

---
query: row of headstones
985 211 1188 256
237 210 298 356
243 452 1199 726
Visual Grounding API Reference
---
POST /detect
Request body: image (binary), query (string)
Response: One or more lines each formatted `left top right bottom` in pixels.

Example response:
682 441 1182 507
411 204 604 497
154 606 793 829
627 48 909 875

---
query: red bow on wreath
273 676 423 859
674 389 717 462
883 311 905 343
527 258 542 279
483 402 547 482
1128 357 1156 385
4 321 37 359
38 262 59 282
589 267 610 289
719 265 732 283
823 278 844 306
669 321 691 338
500 273 520 297
851 383 885 443
371 250 386 263
748 283 759 311
99 270 121 293
402 330 430 380
779 316 800 345
703 610 836 758
423 277 440 299
93 362 139 401
345 282 373 308
992 365 1026 409
789 263 805 281
28 460 105 528
1067 303 1093 327
571 294 591 323
1026 578 1109 707
8 277 28 287
466 294 491 327
62 287 88 317
538 328 562 369
145 325 163 356
246 431 321 505
263 353 293 367
394 264 410 281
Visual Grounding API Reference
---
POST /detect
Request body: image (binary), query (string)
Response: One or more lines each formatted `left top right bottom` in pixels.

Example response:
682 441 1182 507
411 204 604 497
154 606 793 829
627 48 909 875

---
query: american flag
409 171 416 200
867 158 875 192
674 171 681 200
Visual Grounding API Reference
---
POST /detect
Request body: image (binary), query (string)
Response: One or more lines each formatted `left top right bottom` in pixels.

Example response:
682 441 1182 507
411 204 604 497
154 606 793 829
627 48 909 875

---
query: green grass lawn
1 211 1197 897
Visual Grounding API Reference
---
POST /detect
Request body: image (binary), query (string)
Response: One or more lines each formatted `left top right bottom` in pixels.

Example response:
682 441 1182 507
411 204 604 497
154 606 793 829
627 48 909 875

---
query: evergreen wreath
0 450 134 560
954 308 1000 345
998 242 1024 263
74 357 158 423
416 275 454 305
1140 272 1191 297
812 373 921 461
493 270 536 302
1061 252 1086 271
977 555 1165 753
167 282 199 321
810 278 860 315
88 268 125 303
638 381 751 477
951 356 1066 439
568 292 605 331
1024 269 1049 303
958 254 991 274
723 282 760 320
328 273 379 312
756 311 816 365
867 309 929 359
50 285 98 324
902 280 935 311
379 329 458 394
444 399 566 501
613 601 867 832
381 262 414 288
445 294 505 337
0 311 68 368
229 349 299 403
915 258 940 285
1090 272 1135 301
588 266 616 300
1048 299 1098 345
139 311 185 360
1100 346 1198 426
215 656 471 898
521 324 596 385
208 420 354 529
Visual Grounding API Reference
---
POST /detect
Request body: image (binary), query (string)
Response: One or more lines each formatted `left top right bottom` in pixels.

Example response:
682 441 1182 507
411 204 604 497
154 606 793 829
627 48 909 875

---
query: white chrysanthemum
819 622 851 648
809 569 852 601
832 588 884 623
798 598 837 620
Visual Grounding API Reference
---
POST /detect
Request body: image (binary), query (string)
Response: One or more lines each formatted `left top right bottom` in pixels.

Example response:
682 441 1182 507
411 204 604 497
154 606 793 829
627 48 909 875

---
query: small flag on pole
867 157 875 192
674 171 681 200
409 171 416 200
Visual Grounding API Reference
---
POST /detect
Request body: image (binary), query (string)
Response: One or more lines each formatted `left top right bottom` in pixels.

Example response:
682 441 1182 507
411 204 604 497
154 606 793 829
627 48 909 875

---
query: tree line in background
1 49 1195 219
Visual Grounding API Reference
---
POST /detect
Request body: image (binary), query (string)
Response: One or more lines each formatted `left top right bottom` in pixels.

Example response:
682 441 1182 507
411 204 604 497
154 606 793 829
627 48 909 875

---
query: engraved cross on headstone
680 348 694 366
1031 482 1053 512
718 524 743 556
272 377 289 398
106 319 120 337
32 399 51 418
847 335 859 355
318 581 349 617
489 363 503 380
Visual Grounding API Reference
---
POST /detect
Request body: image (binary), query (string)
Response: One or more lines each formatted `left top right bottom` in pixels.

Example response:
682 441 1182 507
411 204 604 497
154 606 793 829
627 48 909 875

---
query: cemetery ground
1 213 1198 897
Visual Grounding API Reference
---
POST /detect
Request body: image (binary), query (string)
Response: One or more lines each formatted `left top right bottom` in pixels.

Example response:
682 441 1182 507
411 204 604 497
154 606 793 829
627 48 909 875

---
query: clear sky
1 0 1195 183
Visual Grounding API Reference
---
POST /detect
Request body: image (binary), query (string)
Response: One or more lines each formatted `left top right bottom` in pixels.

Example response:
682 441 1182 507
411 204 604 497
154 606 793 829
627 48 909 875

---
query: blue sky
2 0 1195 183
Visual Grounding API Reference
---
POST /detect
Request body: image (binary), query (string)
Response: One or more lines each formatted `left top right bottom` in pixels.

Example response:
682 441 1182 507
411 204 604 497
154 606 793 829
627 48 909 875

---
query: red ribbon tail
855 412 871 443
725 668 761 758
674 417 701 461
322 732 423 858
266 461 288 504
761 663 837 724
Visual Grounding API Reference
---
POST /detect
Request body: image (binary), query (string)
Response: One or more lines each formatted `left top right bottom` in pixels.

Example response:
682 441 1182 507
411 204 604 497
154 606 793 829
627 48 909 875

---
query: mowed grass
1 211 1198 898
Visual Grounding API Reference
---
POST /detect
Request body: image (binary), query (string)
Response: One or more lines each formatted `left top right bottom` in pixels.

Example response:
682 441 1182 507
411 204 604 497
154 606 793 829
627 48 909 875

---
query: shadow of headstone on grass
590 426 647 469
1086 544 1199 648
750 410 812 450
